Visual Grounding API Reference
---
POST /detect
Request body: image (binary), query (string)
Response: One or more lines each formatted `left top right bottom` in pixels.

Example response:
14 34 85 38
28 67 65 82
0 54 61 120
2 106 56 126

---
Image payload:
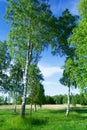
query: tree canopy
68 0 87 90
51 9 79 57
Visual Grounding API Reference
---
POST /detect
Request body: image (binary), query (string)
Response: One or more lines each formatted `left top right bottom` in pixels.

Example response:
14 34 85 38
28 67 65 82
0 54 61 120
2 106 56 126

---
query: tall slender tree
28 64 44 114
60 58 77 116
5 0 57 117
51 9 79 115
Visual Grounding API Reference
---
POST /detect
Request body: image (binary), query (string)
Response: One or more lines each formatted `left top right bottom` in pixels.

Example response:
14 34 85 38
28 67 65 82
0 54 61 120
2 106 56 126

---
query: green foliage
51 9 79 116
45 96 56 104
51 9 78 57
79 93 87 105
78 0 87 19
53 95 63 104
9 62 24 94
60 58 77 88
44 94 87 105
0 96 11 105
71 94 80 106
7 61 24 106
71 95 77 106
0 41 10 69
4 97 7 105
68 0 87 90
70 93 87 106
28 64 45 106
0 96 4 105
5 0 57 64
62 95 67 104
44 95 67 105
0 41 11 91
5 0 57 116
17 95 22 104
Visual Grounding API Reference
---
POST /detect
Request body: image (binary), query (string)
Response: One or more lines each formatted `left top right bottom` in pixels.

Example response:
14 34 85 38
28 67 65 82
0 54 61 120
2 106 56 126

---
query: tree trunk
21 41 32 117
34 103 36 112
30 103 32 117
20 57 28 117
14 91 17 113
66 85 70 116
14 104 16 113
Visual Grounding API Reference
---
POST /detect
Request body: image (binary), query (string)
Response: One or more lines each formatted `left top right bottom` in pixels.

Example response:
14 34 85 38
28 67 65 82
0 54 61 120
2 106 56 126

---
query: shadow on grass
72 107 87 114
49 107 87 115
0 109 19 116
0 119 6 128
0 119 5 123
49 108 87 121
30 117 48 126
49 109 66 114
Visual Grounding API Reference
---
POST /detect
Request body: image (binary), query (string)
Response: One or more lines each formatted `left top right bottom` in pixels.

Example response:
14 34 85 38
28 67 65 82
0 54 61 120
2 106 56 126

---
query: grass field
0 105 87 130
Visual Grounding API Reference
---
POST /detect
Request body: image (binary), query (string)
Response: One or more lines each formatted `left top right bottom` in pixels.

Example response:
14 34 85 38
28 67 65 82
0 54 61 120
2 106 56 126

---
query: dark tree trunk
34 104 36 112
30 103 33 117
14 104 17 113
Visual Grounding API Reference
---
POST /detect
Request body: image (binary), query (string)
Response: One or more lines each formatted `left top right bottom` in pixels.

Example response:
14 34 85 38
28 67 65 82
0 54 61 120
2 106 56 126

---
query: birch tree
51 9 78 115
5 0 57 117
60 58 77 116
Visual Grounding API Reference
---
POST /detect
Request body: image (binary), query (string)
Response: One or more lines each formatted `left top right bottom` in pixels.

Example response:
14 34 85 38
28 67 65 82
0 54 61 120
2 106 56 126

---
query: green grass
0 107 87 130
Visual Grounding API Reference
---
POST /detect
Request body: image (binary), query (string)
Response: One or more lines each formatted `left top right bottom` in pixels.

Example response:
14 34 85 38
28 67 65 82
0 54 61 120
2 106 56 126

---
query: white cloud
38 64 63 78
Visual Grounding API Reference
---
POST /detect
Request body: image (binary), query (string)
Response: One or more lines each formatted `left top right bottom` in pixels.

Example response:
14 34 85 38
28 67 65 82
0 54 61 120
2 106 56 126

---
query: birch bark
66 85 70 116
21 41 32 117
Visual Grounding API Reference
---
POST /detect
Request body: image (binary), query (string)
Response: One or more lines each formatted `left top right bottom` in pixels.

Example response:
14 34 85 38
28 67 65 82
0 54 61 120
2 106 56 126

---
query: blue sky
0 0 80 96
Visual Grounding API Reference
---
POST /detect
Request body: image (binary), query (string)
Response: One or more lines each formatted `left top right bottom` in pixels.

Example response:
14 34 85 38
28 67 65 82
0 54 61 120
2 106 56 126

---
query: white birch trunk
21 41 32 117
66 85 70 116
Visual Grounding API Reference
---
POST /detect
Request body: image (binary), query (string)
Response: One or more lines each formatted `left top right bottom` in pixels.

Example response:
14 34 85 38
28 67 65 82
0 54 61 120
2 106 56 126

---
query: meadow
0 105 87 130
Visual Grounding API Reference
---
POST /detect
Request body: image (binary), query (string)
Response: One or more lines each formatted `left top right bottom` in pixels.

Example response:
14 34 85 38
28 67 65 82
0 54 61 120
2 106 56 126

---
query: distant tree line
1 93 87 106
40 94 87 106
